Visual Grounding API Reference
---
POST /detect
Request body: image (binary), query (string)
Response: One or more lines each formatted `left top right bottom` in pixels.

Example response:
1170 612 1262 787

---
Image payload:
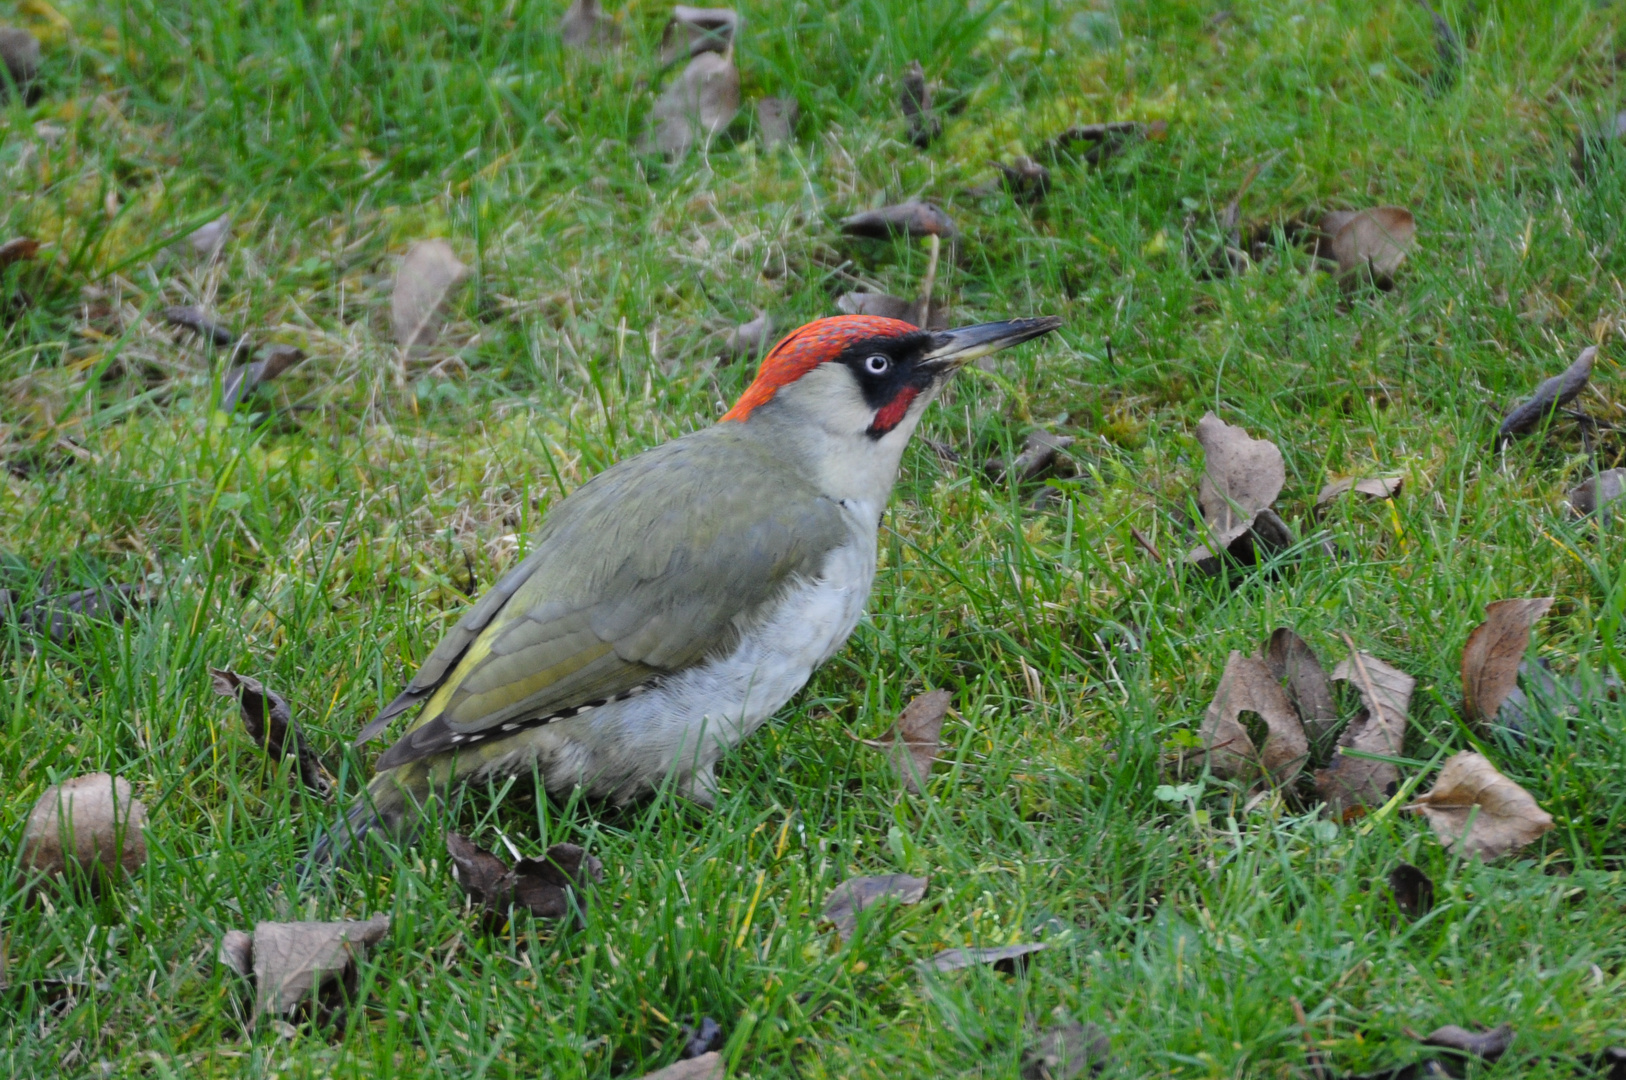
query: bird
308 313 1061 866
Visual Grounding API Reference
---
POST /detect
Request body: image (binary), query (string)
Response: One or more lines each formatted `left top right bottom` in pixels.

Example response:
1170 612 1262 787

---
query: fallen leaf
1316 474 1403 507
16 583 142 644
822 874 929 940
1262 628 1338 746
163 305 238 347
841 201 958 240
1461 598 1554 726
0 237 40 267
833 291 946 329
0 28 40 98
210 668 333 797
1319 207 1417 287
185 214 231 261
1407 752 1554 859
1188 412 1285 560
1421 1023 1513 1062
225 915 391 1017
1314 652 1413 812
643 51 740 159
996 156 1051 205
1569 468 1626 519
560 0 622 50
1046 121 1158 166
392 240 470 354
1022 1020 1111 1080
863 690 952 794
681 1016 724 1058
219 930 255 977
718 311 772 362
1498 346 1596 445
920 942 1047 974
219 344 306 413
1388 863 1434 918
994 430 1073 483
755 97 797 147
659 6 737 64
20 773 148 893
899 60 939 149
444 833 604 926
635 1053 724 1080
1200 651 1308 784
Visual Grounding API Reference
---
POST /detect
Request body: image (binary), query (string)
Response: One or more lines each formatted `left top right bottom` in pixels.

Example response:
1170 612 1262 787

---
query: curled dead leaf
185 214 232 261
1460 598 1553 726
635 1053 724 1080
899 60 939 149
1421 1023 1513 1062
219 344 305 413
444 832 604 927
1314 651 1413 812
822 874 928 940
1319 207 1416 287
1022 1020 1111 1080
561 0 622 50
992 430 1073 484
841 201 958 240
996 156 1051 205
920 942 1046 974
755 97 797 148
1262 628 1338 746
1498 346 1596 445
392 240 470 354
0 237 41 267
1187 412 1284 563
659 6 737 64
1200 651 1308 784
862 689 952 794
718 311 772 363
644 51 740 159
20 773 148 893
163 305 238 348
1407 751 1554 859
1316 474 1403 507
225 915 391 1017
1569 468 1626 519
210 668 333 797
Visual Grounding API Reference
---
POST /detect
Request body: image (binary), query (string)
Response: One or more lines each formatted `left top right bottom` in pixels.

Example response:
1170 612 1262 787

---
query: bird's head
723 314 1061 440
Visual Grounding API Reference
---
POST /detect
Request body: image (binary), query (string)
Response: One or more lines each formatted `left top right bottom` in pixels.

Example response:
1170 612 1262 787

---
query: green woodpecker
310 313 1061 865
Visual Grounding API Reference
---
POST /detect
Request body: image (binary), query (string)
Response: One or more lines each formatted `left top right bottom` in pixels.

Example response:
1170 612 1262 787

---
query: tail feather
300 764 432 880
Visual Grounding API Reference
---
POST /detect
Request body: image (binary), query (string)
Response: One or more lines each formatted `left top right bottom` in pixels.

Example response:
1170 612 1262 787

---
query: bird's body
311 314 1059 866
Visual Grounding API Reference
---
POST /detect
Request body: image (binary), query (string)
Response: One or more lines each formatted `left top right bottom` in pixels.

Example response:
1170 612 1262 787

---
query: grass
4 0 1626 1075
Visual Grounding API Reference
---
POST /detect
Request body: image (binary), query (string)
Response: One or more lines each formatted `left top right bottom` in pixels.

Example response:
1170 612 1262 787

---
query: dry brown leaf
0 237 40 267
841 200 958 240
718 311 773 362
1022 1020 1111 1080
1569 468 1626 518
237 915 391 1016
659 6 737 63
18 583 143 644
755 97 797 148
863 690 952 793
444 833 604 927
210 668 333 797
1461 598 1554 726
993 431 1073 483
1314 652 1413 812
1199 651 1308 783
219 929 255 977
644 51 740 159
185 214 232 261
833 291 946 329
163 305 238 347
996 156 1051 205
1422 1023 1514 1062
1407 752 1554 859
20 773 148 893
0 28 40 97
636 1053 724 1080
920 942 1047 974
219 345 306 413
1320 207 1416 286
1316 474 1403 507
1498 346 1596 444
1188 412 1284 561
391 240 470 353
560 0 622 50
1388 863 1434 918
822 874 928 940
1046 121 1160 166
899 60 938 149
1262 628 1338 745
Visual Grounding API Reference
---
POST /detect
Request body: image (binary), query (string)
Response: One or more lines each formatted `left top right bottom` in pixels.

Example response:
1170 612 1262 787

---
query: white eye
863 354 891 375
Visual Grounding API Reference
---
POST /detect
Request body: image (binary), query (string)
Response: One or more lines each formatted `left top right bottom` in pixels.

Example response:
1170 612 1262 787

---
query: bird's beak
920 316 1064 371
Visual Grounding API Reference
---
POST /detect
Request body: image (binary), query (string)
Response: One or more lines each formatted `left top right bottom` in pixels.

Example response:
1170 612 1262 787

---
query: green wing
365 425 850 771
